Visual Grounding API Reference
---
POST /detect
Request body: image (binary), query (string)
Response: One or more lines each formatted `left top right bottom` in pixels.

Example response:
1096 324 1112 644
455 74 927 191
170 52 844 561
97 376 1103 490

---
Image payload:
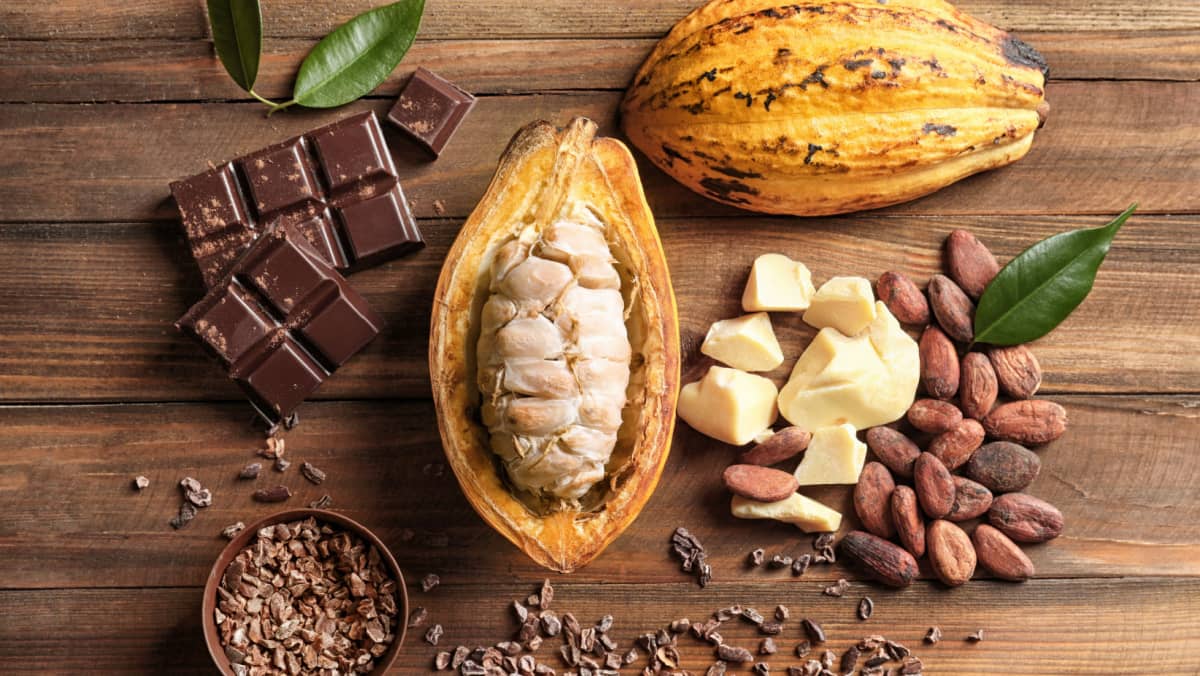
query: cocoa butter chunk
731 493 842 533
778 302 918 432
793 424 867 485
701 312 784 372
742 253 815 312
678 366 778 445
802 276 877 336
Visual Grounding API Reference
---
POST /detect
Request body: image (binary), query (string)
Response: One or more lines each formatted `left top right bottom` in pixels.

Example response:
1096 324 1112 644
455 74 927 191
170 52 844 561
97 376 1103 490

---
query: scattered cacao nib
421 572 441 592
251 485 291 502
886 640 910 660
925 626 942 644
539 578 554 609
273 456 291 472
425 624 443 646
133 475 150 490
967 628 985 642
901 656 925 673
795 640 811 657
840 646 860 673
820 648 835 669
823 578 850 597
760 637 777 655
775 605 789 621
219 522 244 539
769 553 793 568
434 650 451 670
857 597 874 621
752 662 770 675
407 606 428 628
670 618 691 634
307 494 332 509
671 527 713 587
526 593 540 607
237 462 261 479
512 600 529 622
707 662 728 676
541 611 562 637
451 645 469 669
801 619 826 644
300 461 326 485
865 652 890 668
742 607 765 625
716 644 754 663
814 532 835 550
169 502 197 529
749 548 765 567
759 621 783 635
261 436 284 459
791 554 811 576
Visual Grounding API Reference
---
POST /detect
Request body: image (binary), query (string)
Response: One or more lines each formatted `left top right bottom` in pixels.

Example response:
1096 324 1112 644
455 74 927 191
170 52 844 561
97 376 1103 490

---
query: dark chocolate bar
176 223 383 423
387 67 476 157
170 111 423 288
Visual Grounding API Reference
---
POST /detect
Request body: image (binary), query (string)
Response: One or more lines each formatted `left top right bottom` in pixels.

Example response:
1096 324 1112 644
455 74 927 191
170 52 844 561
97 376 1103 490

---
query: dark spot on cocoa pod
843 58 873 71
804 143 823 165
699 176 758 204
922 123 958 137
1002 36 1050 78
661 144 691 166
712 165 764 180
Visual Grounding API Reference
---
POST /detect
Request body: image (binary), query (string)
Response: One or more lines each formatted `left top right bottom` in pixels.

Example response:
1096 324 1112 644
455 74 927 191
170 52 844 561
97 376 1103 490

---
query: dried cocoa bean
738 426 811 466
906 398 963 434
890 485 925 559
865 426 920 478
982 400 1067 445
965 441 1041 493
972 523 1035 581
944 229 1000 299
840 530 919 588
853 462 896 539
988 345 1043 399
945 476 993 522
919 326 959 400
722 464 799 503
926 520 976 587
989 493 1064 543
959 352 998 420
928 418 985 470
913 453 954 519
876 271 929 325
928 274 975 343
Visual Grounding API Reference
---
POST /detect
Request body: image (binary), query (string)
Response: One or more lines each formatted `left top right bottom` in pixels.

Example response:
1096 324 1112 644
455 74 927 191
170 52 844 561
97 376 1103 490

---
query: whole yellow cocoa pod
621 0 1048 216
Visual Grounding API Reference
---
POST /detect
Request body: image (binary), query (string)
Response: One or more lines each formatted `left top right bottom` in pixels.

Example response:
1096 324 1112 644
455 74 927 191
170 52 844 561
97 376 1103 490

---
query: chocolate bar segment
170 111 423 288
387 67 476 157
177 223 384 423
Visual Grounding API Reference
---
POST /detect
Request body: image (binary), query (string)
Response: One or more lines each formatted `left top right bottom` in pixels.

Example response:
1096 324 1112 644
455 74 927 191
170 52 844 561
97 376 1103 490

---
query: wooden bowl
201 509 408 675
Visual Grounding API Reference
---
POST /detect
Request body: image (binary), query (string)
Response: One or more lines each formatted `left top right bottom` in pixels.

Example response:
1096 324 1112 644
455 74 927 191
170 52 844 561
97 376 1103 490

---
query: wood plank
1 82 1197 224
1 579 1197 674
0 215 1196 403
0 396 1195 590
2 0 1197 40
2 31 1194 107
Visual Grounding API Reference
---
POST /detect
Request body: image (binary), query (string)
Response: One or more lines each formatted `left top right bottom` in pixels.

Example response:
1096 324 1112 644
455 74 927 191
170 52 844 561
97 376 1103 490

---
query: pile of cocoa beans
842 230 1066 588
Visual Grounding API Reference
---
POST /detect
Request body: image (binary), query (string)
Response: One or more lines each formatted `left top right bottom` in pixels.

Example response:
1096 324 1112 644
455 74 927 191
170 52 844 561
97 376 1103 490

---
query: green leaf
291 0 425 109
206 0 263 92
974 204 1137 346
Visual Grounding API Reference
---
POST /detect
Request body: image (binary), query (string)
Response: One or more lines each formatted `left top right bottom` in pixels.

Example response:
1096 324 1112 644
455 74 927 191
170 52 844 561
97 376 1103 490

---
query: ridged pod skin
430 118 680 573
621 0 1048 215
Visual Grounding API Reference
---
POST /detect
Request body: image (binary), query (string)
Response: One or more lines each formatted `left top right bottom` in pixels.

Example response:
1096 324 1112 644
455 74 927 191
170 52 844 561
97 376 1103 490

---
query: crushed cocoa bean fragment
814 533 835 550
512 600 529 623
967 628 985 642
840 646 860 673
857 597 874 620
407 606 428 627
219 522 244 539
425 624 443 645
434 650 451 670
742 607 765 625
823 578 850 597
716 644 754 663
801 619 826 644
760 637 777 655
169 501 197 529
819 648 835 669
133 475 150 490
251 485 290 502
795 640 811 657
300 461 326 485
671 527 712 587
775 605 789 621
421 572 441 592
539 578 554 609
886 639 910 660
307 494 332 509
237 463 261 479
749 548 765 566
769 553 793 568
752 662 770 675
791 554 811 576
759 621 782 635
273 456 290 472
925 626 942 644
706 661 728 676
670 618 691 634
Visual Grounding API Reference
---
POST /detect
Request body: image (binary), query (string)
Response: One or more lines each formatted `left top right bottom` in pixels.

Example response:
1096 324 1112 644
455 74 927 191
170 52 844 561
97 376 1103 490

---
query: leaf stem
247 89 296 116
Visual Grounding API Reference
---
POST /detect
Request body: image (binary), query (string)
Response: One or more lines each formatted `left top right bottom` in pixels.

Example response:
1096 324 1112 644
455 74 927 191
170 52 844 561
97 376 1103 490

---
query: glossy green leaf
974 204 1137 346
292 0 425 109
206 0 262 92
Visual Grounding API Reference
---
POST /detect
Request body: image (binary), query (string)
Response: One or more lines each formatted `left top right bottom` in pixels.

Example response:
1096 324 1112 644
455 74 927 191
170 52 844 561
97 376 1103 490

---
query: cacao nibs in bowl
202 509 407 676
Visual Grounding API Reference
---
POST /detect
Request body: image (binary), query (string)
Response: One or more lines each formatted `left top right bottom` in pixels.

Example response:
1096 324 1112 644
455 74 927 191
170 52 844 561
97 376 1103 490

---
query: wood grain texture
0 578 1197 674
1 81 1197 225
2 0 1198 39
1 215 1196 403
1 396 1196 590
2 30 1196 106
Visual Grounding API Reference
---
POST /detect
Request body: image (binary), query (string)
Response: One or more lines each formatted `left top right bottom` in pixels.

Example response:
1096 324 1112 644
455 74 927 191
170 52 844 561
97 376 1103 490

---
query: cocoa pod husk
972 524 1035 581
840 530 919 588
722 464 799 503
982 400 1067 445
854 462 896 539
890 485 925 559
906 398 963 434
913 452 955 519
945 475 993 522
919 325 959 400
926 520 976 587
928 418 985 470
738 426 811 466
988 345 1043 400
876 271 929 325
944 229 1000 299
928 274 975 343
965 441 1041 493
865 426 921 478
988 493 1064 543
960 351 998 420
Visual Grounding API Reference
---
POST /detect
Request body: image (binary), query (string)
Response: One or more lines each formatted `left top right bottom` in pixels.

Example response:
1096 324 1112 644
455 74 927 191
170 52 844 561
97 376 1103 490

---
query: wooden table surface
1 1 1198 673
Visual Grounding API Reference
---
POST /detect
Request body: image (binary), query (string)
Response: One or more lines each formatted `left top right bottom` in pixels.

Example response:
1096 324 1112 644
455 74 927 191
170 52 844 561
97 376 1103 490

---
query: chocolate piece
177 223 383 423
387 67 476 157
170 111 423 287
